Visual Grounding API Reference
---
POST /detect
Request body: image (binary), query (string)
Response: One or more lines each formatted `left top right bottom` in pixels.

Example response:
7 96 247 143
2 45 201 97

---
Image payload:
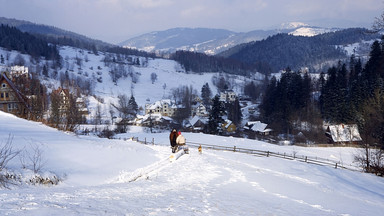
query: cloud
126 0 174 9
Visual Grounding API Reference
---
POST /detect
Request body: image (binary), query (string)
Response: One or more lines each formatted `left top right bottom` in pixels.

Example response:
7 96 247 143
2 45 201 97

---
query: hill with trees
220 28 380 73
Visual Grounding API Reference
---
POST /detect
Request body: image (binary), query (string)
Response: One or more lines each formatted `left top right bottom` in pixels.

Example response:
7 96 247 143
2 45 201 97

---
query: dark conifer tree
207 95 226 134
201 83 212 107
128 95 138 116
226 98 242 127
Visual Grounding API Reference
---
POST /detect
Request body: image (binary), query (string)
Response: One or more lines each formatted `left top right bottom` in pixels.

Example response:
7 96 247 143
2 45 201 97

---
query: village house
220 90 237 102
76 97 89 117
244 121 273 135
145 99 177 116
222 119 236 133
191 102 208 117
188 115 207 132
0 72 30 117
0 65 29 79
325 124 362 145
52 87 70 116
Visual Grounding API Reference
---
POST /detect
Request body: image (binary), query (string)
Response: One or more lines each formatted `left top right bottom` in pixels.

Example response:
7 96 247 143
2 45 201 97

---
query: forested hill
0 24 60 61
0 17 155 59
0 17 114 52
219 28 380 73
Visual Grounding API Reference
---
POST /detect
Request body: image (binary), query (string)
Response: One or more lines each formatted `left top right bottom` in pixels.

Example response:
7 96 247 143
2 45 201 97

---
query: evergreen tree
207 95 226 134
42 65 48 77
0 54 4 64
128 95 138 116
201 83 212 107
244 81 259 100
226 98 242 127
65 94 82 132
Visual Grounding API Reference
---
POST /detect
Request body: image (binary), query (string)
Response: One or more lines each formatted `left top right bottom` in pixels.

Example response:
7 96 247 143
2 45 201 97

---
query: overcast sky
0 0 382 44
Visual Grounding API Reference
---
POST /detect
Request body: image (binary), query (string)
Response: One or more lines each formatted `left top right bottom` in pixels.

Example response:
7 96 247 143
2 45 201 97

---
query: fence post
144 138 146 144
305 156 307 162
335 163 338 169
152 138 154 145
267 151 270 157
234 146 236 152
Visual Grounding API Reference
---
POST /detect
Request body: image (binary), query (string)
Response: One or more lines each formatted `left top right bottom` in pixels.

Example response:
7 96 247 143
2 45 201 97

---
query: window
1 83 6 88
0 93 3 98
8 103 17 111
5 93 8 98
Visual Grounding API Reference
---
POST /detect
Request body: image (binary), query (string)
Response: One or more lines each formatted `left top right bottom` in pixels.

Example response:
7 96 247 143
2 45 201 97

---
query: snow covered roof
224 119 233 128
189 116 200 126
189 115 207 126
327 124 362 143
249 121 268 132
146 99 175 109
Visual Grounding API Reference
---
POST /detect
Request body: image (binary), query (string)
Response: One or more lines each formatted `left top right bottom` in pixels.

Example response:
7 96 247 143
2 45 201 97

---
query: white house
245 121 272 135
10 66 29 78
145 99 177 116
191 102 208 117
220 90 236 102
326 124 362 144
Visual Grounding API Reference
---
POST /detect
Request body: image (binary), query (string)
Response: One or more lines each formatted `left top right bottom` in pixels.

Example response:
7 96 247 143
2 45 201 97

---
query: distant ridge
0 17 114 51
119 23 338 55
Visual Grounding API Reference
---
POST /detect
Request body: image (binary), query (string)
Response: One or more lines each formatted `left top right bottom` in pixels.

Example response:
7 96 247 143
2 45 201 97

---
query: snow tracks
110 150 185 184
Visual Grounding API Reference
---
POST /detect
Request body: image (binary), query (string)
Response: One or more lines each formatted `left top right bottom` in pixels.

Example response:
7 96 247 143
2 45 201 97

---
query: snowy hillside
0 45 258 122
1 111 384 215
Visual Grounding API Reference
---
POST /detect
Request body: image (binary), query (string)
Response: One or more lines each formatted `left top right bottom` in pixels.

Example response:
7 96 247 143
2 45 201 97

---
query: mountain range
119 22 340 55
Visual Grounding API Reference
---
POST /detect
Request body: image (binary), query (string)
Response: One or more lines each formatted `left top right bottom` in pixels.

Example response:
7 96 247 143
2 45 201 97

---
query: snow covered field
1 111 384 215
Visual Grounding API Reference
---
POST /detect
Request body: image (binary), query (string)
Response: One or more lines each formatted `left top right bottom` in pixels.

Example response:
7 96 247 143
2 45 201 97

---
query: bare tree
0 135 20 171
112 94 136 132
373 10 384 32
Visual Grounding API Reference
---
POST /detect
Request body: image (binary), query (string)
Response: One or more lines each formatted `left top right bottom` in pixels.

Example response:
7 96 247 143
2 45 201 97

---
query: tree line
0 24 60 61
259 37 384 174
170 50 263 76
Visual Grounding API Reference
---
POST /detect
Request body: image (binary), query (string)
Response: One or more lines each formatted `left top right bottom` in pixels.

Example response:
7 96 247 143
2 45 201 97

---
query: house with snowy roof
325 124 362 145
244 121 272 135
191 102 208 117
188 115 207 131
0 72 30 117
222 119 236 133
145 99 178 117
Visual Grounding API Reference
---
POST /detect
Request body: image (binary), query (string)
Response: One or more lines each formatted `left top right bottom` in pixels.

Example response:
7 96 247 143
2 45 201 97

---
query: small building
191 102 208 117
222 119 236 133
10 65 29 78
145 99 177 116
326 124 362 145
0 73 30 117
189 115 207 131
76 97 89 117
52 87 70 116
244 121 272 135
220 90 236 102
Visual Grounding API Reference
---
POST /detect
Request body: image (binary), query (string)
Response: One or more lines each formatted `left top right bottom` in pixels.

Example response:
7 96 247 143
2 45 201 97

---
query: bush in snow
0 135 20 172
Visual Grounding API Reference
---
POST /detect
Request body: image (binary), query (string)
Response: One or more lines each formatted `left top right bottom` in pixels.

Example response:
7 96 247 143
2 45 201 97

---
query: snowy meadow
1 111 384 215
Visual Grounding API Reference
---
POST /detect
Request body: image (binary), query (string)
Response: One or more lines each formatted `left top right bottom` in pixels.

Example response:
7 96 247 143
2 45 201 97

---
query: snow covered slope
1 46 258 123
1 111 384 215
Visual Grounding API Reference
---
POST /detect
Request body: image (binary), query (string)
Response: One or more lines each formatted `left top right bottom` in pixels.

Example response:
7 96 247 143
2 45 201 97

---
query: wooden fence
131 137 360 172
